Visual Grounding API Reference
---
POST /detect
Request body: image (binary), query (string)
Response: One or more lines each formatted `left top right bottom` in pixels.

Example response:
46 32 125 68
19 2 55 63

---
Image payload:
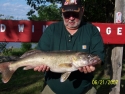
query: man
34 0 105 94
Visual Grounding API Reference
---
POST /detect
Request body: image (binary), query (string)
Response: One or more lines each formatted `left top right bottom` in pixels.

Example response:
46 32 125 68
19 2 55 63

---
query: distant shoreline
5 42 37 49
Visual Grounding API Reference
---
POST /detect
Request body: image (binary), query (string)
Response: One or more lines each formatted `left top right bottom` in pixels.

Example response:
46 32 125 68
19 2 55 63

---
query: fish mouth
89 56 100 64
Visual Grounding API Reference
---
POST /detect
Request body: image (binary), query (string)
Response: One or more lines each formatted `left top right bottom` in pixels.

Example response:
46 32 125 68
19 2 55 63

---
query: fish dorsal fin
60 72 71 82
20 50 41 58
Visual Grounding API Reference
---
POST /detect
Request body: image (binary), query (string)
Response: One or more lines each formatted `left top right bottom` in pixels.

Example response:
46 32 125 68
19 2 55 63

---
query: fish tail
0 62 15 83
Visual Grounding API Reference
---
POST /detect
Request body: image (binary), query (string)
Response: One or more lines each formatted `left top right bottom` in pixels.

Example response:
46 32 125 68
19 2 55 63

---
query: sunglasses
63 12 80 18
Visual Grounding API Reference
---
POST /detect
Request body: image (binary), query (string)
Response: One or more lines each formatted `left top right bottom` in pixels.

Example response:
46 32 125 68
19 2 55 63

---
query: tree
26 0 115 22
83 0 115 22
26 0 61 19
0 14 14 20
27 4 62 21
21 43 32 52
26 0 61 10
0 14 4 20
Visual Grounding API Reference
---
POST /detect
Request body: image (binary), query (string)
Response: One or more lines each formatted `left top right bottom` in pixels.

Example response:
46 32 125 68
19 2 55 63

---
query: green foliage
1 43 33 56
26 0 61 10
26 0 115 22
2 43 32 56
21 43 32 52
2 48 24 56
27 4 62 21
82 0 115 22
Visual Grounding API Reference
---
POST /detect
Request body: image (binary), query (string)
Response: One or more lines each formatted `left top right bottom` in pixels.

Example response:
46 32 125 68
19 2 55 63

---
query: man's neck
66 28 78 35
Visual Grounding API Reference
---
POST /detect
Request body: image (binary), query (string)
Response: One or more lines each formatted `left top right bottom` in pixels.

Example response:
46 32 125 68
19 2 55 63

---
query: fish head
72 53 100 68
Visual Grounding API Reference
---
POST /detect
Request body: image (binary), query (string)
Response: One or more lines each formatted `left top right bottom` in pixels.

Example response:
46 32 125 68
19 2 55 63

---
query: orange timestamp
92 79 118 85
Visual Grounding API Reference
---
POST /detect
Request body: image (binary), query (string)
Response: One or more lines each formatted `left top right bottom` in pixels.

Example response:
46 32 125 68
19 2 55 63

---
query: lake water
5 42 37 49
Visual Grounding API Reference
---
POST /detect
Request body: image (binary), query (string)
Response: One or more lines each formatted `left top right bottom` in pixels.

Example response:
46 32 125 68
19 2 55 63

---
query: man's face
62 10 83 30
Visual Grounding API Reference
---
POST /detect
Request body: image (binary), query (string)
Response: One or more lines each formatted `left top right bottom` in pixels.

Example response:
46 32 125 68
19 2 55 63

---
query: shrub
21 43 32 52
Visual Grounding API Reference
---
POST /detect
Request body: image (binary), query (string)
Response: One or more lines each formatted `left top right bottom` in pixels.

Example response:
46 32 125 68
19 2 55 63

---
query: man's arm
79 25 104 73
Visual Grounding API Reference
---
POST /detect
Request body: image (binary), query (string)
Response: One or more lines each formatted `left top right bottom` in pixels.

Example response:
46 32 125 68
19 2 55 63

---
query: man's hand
79 56 101 73
78 65 95 73
34 65 50 72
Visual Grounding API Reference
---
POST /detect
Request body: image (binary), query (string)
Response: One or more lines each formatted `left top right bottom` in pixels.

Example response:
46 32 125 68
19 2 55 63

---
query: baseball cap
61 0 82 12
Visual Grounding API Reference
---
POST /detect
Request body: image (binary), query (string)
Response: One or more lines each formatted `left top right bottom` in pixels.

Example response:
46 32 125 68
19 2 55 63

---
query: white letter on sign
106 27 111 35
18 24 24 32
43 25 48 33
117 27 122 35
96 26 100 32
0 24 6 32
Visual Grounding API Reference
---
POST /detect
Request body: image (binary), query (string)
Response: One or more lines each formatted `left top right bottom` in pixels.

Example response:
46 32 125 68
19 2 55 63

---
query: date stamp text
92 80 118 85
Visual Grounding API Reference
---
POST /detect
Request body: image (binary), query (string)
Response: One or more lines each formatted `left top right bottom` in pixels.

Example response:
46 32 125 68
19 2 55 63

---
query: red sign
0 20 125 44
94 23 125 44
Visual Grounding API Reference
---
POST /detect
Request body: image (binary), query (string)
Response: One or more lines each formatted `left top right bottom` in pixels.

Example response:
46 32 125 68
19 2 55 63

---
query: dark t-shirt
37 21 104 94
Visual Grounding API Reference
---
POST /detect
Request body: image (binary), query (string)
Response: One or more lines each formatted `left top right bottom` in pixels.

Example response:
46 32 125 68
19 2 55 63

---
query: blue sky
0 0 32 20
0 0 61 20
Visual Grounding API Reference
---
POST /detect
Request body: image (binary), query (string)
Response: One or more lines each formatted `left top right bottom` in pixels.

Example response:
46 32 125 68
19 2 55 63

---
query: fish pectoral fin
60 72 71 82
59 63 72 68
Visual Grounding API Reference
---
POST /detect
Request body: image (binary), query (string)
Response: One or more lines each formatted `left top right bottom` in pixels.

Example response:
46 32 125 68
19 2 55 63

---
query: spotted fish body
0 50 100 83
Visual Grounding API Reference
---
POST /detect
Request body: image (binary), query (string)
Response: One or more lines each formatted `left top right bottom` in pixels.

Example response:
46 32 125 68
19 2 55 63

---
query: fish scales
0 50 101 83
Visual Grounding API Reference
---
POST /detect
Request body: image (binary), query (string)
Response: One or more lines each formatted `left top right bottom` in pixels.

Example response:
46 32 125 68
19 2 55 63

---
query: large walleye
0 50 100 83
